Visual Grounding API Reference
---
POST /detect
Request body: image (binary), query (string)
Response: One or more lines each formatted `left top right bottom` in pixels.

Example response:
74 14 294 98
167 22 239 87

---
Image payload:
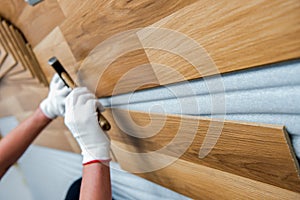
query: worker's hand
40 74 72 119
64 87 110 165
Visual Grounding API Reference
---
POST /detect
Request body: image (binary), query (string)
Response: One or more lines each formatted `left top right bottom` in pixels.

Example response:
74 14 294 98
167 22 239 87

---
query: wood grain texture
133 154 300 199
136 0 300 85
1 20 34 81
94 50 159 97
26 43 49 86
0 50 16 78
0 19 20 76
1 20 26 71
9 25 35 79
16 0 65 47
102 109 300 192
0 0 26 24
33 27 78 83
60 0 197 61
0 40 7 66
57 0 87 18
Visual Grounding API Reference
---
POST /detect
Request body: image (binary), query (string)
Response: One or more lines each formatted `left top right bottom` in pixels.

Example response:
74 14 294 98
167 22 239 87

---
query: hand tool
48 57 111 131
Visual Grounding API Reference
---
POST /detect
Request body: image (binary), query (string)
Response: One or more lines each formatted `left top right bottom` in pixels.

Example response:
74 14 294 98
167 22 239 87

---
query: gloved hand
64 87 111 165
40 73 72 119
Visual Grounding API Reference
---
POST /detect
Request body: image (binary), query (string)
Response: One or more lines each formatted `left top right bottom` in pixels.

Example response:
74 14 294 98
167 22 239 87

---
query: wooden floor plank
0 46 17 79
1 20 26 71
0 40 7 66
124 153 300 199
9 25 35 78
33 27 79 83
60 0 197 61
102 108 300 192
76 31 159 97
57 0 88 18
136 0 300 86
26 43 48 86
0 0 27 24
78 0 300 97
0 19 20 75
16 0 65 47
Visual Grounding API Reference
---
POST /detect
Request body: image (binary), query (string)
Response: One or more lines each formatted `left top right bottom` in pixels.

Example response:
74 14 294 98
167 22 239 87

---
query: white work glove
40 74 72 119
64 87 111 165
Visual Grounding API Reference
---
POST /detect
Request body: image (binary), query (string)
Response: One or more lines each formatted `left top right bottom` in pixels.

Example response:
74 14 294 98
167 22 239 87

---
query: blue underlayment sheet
100 59 300 159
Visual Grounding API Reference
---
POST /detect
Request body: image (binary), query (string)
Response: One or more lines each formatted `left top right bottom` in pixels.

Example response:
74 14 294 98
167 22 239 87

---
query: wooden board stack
0 17 48 85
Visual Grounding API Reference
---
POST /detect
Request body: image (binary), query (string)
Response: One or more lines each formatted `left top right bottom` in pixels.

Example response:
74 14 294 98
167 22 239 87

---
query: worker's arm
0 74 71 179
81 162 111 199
0 108 51 178
65 87 112 200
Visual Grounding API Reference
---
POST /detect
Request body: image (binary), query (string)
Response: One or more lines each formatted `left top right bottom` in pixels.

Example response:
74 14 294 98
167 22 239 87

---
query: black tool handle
48 57 111 131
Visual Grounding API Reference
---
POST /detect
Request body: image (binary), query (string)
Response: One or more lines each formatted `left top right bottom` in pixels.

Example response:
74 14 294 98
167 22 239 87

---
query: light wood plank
0 19 21 77
9 25 35 79
57 0 87 18
33 27 78 84
78 0 300 96
26 43 49 86
1 20 26 71
60 0 197 61
0 0 27 24
102 108 300 192
1 20 35 81
118 152 300 199
137 0 300 85
0 40 7 66
16 0 65 47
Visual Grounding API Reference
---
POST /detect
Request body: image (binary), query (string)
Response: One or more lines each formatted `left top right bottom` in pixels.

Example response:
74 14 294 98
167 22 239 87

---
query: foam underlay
100 59 300 159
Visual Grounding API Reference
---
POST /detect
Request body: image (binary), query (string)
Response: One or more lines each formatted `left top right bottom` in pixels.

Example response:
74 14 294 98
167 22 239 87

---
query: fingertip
53 73 60 83
96 101 105 112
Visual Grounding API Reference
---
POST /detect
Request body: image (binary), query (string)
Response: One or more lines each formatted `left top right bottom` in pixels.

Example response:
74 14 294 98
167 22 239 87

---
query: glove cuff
81 147 111 164
40 99 56 119
83 159 111 166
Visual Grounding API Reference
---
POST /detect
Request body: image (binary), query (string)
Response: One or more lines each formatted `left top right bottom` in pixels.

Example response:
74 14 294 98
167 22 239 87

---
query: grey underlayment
100 59 300 159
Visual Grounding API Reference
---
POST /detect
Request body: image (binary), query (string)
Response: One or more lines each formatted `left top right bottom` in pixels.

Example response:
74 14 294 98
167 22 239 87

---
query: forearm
0 108 52 178
80 162 111 200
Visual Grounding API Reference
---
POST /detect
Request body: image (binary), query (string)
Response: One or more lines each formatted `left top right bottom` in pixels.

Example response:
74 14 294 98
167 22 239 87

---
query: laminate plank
0 19 20 76
102 108 300 192
16 0 65 47
26 43 49 86
33 27 78 84
0 51 17 80
117 152 300 199
0 0 27 24
57 0 87 18
60 0 197 61
76 29 159 97
9 25 35 78
0 41 7 66
137 0 300 85
1 20 26 71
1 21 35 81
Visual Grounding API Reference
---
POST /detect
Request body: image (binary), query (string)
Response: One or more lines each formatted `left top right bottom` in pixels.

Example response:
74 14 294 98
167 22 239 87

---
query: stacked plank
0 17 47 85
